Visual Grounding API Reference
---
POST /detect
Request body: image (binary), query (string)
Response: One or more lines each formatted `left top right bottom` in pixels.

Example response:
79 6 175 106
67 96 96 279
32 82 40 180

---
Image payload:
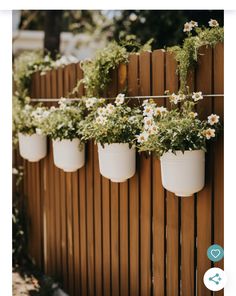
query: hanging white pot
98 143 136 182
18 132 47 162
52 138 85 172
160 149 205 197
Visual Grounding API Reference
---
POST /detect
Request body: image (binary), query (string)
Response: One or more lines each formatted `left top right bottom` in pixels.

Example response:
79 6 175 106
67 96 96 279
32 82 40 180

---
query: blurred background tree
16 10 223 57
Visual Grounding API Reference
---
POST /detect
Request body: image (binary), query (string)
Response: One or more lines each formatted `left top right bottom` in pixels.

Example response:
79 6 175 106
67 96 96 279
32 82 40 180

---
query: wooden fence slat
86 140 95 296
118 63 129 296
128 53 140 296
139 51 152 296
165 51 180 296
181 68 196 296
152 49 166 296
51 69 62 279
102 176 111 296
64 65 75 296
93 143 103 296
56 67 68 290
196 46 213 296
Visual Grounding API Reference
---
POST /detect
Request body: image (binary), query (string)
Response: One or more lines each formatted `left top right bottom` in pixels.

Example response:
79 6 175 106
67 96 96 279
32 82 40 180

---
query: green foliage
72 39 152 97
168 23 224 91
137 92 220 157
13 98 49 136
13 51 55 100
41 98 86 141
81 94 143 146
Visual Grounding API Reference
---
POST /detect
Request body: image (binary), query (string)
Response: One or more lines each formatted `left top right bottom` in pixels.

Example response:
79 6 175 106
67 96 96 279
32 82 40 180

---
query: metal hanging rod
30 94 224 103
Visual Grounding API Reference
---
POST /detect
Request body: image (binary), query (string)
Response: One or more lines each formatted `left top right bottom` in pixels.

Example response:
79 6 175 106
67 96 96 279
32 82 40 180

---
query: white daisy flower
85 97 98 108
208 114 220 125
208 19 219 27
144 117 154 129
192 91 203 102
142 99 149 106
147 124 158 135
137 131 149 143
97 107 107 116
178 93 186 101
115 93 125 105
96 116 107 125
106 103 115 114
190 20 198 27
183 22 193 32
202 128 216 139
169 93 179 104
143 105 154 117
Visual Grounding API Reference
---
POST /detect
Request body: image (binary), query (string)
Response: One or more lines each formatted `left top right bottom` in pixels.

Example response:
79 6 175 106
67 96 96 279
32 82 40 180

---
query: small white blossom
178 93 186 101
137 131 149 143
169 93 179 104
86 97 98 108
202 128 216 139
142 99 149 106
190 20 198 27
183 22 193 32
155 106 167 116
106 103 115 114
209 19 219 27
147 124 158 135
192 91 203 102
144 117 154 129
96 116 107 125
208 114 220 125
115 93 125 105
143 105 154 117
97 107 107 116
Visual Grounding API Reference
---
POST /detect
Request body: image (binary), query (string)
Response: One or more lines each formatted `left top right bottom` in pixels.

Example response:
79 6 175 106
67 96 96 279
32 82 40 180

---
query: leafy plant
72 38 152 97
137 91 220 157
41 98 86 141
81 94 143 146
13 97 49 136
168 19 224 91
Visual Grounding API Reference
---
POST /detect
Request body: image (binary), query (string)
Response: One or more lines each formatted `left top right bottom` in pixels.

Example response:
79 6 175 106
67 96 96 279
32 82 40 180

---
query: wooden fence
17 43 224 296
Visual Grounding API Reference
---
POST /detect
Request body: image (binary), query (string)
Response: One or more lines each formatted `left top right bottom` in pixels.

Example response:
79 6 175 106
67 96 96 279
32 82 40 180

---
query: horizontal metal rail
30 94 224 102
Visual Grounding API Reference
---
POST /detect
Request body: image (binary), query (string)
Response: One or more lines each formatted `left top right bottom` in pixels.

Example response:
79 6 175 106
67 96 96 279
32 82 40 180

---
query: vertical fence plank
181 69 196 296
51 69 62 280
213 43 224 296
94 142 103 296
64 65 75 296
108 69 120 296
196 46 213 296
139 51 152 296
128 53 140 296
118 63 129 296
76 62 88 296
56 67 68 290
152 49 166 296
165 51 180 296
86 140 95 296
102 175 111 296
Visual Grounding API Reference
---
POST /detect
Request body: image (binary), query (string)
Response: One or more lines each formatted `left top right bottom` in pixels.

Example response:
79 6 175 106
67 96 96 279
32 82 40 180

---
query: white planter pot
160 150 205 197
52 138 85 172
18 133 47 162
98 143 136 182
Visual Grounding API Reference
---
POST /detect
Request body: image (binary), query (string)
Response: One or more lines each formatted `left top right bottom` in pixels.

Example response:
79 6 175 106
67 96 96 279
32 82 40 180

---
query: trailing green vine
72 38 152 97
168 19 224 92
